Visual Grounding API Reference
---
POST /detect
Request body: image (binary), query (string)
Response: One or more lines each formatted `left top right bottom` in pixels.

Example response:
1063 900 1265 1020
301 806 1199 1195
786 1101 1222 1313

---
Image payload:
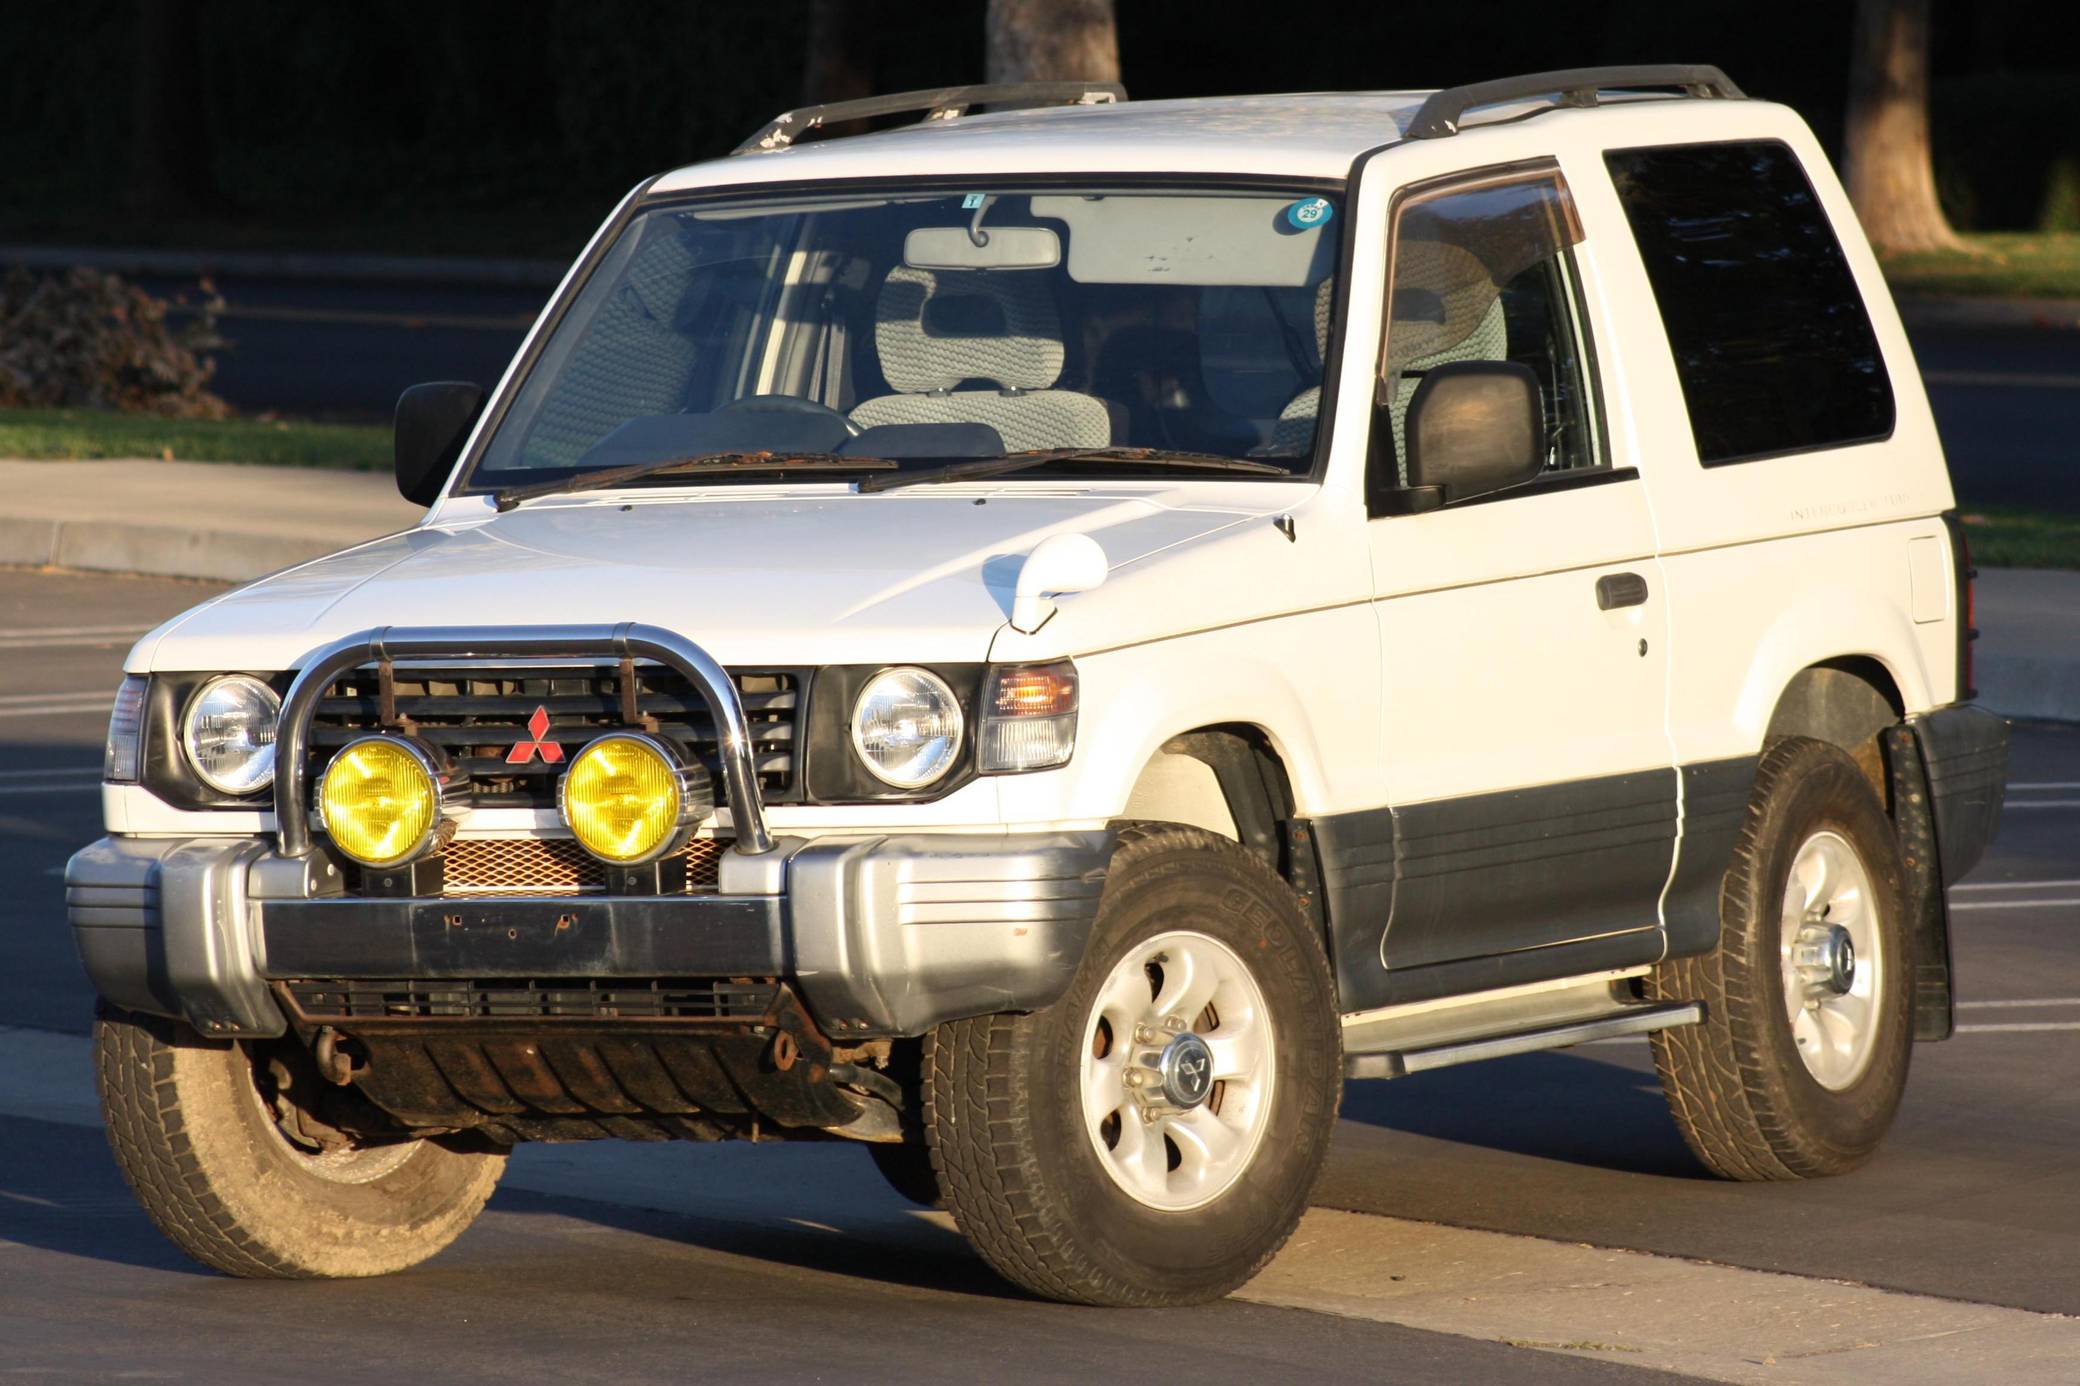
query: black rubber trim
1319 769 1676 1012
1661 756 1760 958
1883 724 1953 1041
1913 703 2009 885
257 895 786 980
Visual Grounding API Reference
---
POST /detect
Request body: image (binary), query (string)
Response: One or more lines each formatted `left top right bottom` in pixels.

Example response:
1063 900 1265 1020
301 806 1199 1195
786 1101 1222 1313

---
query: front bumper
67 830 1113 1040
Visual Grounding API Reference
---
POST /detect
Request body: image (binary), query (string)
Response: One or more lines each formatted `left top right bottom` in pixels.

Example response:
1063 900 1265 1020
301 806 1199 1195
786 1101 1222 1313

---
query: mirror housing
394 381 486 507
1378 361 1544 512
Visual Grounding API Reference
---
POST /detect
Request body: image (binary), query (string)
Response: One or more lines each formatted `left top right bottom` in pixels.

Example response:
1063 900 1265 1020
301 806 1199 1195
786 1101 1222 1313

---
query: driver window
1377 167 1601 489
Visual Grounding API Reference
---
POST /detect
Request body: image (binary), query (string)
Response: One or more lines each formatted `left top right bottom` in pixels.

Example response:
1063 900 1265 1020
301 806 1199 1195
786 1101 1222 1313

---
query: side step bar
1345 1001 1704 1080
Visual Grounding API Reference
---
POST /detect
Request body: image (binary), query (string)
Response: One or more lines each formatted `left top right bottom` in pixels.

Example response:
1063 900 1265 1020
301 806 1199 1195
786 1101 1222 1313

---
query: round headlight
851 667 963 789
318 736 444 868
560 733 706 864
181 675 280 795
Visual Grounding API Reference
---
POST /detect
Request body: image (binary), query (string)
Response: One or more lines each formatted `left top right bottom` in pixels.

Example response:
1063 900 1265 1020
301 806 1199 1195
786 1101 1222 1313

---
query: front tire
1648 737 1913 1180
95 1005 506 1278
925 826 1340 1306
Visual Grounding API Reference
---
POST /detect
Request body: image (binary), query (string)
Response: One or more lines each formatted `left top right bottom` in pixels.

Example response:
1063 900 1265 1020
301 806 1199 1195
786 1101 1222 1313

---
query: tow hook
313 1026 365 1086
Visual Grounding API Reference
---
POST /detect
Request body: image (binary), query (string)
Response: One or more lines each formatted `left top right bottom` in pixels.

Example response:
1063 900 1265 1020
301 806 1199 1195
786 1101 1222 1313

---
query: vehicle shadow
0 1112 209 1275
1335 1045 1710 1179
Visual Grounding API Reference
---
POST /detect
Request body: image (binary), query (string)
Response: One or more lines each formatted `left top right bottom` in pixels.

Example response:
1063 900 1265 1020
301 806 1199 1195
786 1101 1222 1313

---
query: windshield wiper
494 452 898 511
857 447 1293 494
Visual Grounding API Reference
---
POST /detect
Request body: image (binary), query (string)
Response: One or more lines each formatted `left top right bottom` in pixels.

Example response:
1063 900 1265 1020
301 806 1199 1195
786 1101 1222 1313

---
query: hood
134 485 1283 673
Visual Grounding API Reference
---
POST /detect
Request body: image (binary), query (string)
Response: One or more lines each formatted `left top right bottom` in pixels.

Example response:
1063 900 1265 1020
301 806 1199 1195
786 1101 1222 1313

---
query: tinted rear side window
1604 140 1893 466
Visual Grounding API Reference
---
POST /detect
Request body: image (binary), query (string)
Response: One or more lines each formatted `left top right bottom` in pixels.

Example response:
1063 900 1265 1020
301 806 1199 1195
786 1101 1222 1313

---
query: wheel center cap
1794 919 1857 998
1158 1033 1215 1108
1828 928 1856 995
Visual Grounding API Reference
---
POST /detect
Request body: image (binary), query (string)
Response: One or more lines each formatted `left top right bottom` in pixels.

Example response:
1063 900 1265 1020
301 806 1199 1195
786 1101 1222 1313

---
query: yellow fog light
317 736 457 868
559 733 711 865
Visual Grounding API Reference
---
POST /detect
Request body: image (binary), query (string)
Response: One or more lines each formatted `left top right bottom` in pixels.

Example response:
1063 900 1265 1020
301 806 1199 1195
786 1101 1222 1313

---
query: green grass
0 407 389 470
1959 507 2080 570
1883 232 2080 299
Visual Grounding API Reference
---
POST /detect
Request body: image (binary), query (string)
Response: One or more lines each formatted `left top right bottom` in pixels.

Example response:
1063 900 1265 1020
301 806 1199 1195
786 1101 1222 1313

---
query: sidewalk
1974 568 2080 722
0 459 420 584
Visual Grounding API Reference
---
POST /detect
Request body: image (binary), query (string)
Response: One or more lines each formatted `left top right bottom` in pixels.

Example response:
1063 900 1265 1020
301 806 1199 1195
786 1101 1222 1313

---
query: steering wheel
716 394 863 438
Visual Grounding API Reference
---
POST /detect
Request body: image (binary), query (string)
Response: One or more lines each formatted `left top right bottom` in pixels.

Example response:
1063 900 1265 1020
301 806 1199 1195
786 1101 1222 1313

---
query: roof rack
1406 64 1743 140
734 81 1127 155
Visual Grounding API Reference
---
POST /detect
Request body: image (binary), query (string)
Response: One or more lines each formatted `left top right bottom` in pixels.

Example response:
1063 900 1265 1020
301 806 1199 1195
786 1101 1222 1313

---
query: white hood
132 485 1282 673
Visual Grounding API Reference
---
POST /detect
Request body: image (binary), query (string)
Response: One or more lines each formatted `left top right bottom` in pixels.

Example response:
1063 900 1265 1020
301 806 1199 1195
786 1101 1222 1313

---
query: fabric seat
1268 277 1338 455
1272 246 1509 480
848 266 1113 454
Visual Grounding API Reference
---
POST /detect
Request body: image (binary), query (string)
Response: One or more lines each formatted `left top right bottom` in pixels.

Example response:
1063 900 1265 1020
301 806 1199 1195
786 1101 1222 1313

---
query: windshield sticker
961 192 988 210
1283 197 1334 231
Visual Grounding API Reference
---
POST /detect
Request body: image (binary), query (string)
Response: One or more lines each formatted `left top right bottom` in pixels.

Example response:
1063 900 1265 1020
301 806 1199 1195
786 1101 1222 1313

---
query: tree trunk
1843 0 1964 254
802 0 875 107
985 0 1120 85
126 0 219 220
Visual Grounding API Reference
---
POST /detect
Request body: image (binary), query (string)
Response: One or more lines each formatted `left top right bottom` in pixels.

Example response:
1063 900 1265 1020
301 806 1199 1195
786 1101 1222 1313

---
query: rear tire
1648 737 1913 1180
925 826 1340 1306
95 1004 506 1277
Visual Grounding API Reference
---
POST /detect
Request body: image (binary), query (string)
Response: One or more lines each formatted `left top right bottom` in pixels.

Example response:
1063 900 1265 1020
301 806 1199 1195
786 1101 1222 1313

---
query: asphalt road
143 271 2080 512
1 569 2075 1379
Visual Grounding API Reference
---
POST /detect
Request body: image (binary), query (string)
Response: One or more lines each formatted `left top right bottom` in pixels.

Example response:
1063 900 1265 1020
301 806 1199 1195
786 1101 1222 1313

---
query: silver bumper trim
68 828 1115 1040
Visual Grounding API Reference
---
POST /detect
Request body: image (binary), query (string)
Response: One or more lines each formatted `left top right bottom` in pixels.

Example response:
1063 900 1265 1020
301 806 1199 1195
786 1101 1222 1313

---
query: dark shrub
0 267 229 419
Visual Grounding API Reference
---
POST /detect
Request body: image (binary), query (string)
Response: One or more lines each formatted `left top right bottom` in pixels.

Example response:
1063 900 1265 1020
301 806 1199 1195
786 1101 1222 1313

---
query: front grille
307 662 804 810
284 977 779 1022
441 836 726 897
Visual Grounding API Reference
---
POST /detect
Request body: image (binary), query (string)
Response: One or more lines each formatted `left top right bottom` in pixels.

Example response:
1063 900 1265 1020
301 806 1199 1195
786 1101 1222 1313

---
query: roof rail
1406 64 1743 140
734 81 1127 155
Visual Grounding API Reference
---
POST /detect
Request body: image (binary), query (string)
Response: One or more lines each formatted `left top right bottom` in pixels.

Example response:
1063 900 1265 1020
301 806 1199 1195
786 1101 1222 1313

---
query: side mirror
394 382 486 507
1378 361 1544 513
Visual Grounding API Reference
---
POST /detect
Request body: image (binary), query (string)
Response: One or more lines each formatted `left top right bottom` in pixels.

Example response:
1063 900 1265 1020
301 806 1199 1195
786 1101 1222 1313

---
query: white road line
1924 369 2080 389
0 700 112 720
0 783 103 797
1957 998 2080 1009
2003 801 2080 810
1953 879 2080 892
1949 899 2080 911
0 766 99 781
1957 1022 2080 1033
2009 782 2080 790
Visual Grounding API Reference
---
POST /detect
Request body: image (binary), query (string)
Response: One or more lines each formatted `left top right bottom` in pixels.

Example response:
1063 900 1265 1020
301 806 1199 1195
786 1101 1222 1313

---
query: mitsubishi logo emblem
506 706 564 765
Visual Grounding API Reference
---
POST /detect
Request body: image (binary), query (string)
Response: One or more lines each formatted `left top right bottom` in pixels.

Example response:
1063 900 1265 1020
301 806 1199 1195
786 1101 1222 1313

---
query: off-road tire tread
924 825 1335 1306
1647 737 1897 1181
96 1005 305 1277
94 1003 502 1278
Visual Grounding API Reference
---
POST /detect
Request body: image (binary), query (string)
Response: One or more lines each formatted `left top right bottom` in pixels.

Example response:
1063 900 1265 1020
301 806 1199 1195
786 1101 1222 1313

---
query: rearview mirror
904 225 1061 271
1383 361 1543 512
394 381 486 507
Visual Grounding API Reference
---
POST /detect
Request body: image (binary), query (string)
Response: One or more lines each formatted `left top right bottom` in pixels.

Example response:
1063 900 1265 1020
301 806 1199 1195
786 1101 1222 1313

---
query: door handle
1596 572 1649 610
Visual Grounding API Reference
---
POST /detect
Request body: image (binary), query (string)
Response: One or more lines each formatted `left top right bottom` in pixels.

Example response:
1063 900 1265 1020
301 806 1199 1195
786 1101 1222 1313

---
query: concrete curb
0 514 345 584
0 243 566 289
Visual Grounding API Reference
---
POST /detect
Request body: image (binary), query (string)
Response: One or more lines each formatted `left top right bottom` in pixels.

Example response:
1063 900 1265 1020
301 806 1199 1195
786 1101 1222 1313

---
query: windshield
466 182 1343 491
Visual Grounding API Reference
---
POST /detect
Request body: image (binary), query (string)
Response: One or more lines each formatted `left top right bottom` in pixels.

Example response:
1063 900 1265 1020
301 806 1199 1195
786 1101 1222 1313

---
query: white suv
73 67 2009 1306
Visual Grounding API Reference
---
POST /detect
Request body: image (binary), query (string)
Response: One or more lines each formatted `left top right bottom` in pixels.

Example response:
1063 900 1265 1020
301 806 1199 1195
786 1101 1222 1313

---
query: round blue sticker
1284 197 1334 231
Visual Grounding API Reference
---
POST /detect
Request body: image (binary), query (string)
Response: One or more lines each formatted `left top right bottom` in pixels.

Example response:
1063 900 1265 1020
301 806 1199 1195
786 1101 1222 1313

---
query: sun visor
1030 194 1336 286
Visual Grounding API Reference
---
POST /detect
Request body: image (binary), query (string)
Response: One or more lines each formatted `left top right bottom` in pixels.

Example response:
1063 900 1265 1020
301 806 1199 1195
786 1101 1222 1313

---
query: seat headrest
874 266 1064 394
1386 241 1503 372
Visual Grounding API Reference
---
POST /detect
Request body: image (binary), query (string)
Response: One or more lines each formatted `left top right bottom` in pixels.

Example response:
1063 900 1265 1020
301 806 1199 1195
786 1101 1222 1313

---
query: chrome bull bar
272 623 775 859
